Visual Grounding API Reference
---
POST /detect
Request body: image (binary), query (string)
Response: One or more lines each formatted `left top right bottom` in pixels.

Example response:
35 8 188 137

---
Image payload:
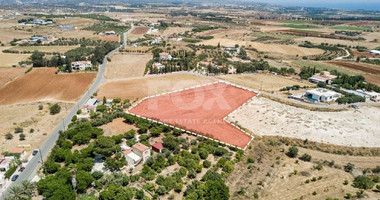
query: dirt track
0 68 96 105
129 82 256 148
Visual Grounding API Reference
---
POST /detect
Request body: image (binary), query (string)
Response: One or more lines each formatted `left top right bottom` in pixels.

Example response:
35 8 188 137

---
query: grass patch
375 47 380 50
332 26 372 31
253 32 297 40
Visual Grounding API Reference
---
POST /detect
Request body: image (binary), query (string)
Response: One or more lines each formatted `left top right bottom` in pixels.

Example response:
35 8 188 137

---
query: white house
132 143 150 163
159 52 172 61
223 46 240 56
152 37 162 44
71 61 92 71
341 88 371 102
228 65 237 74
305 88 342 102
153 63 165 69
368 50 380 55
0 155 14 172
356 90 380 102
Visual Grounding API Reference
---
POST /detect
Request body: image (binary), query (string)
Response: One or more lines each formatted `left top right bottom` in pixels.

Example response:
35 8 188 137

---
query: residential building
153 63 165 69
305 88 342 102
132 143 150 163
152 37 162 44
71 61 92 71
222 46 240 56
152 142 163 153
368 50 380 55
0 155 15 172
309 72 337 85
356 90 380 102
122 148 141 168
228 65 237 74
159 52 172 61
341 89 371 102
9 148 25 158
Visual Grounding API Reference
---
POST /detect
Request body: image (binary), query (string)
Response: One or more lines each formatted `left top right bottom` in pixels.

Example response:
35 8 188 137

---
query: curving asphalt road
0 32 127 199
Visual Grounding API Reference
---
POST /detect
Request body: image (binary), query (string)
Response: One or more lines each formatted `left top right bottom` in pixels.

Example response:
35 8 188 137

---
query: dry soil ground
97 73 213 101
100 118 137 137
0 102 74 154
105 52 152 79
0 47 31 67
0 68 96 105
228 137 380 200
228 97 380 147
0 67 26 87
216 73 313 94
198 38 323 56
9 45 79 54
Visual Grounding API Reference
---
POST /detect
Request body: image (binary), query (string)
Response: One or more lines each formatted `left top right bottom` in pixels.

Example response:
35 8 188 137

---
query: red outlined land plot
129 82 258 149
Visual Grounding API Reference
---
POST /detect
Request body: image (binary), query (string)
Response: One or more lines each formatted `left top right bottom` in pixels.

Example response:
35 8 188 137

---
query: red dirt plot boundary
128 81 259 149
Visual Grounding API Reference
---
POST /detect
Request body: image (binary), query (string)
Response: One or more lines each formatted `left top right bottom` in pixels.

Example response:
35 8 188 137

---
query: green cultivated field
333 26 372 31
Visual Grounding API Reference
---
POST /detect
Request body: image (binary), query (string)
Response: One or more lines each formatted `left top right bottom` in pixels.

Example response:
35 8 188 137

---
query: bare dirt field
328 61 380 75
228 97 380 147
352 50 380 58
0 102 74 154
0 28 31 43
130 26 150 35
0 67 26 87
153 27 192 36
198 38 323 56
216 73 313 93
0 68 96 105
228 137 380 200
363 74 380 86
100 36 120 42
0 47 31 67
129 82 256 148
97 73 213 101
9 45 79 54
105 53 152 79
100 118 137 137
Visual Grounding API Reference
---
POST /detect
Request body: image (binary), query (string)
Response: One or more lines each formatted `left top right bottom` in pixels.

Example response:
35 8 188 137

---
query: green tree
353 175 375 190
76 170 94 193
286 146 298 158
299 153 312 162
204 180 230 200
49 104 61 115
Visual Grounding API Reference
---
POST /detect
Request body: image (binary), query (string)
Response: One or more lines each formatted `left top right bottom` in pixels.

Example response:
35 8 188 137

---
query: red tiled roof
9 148 25 154
132 143 149 152
159 52 169 56
152 142 163 150
122 149 132 155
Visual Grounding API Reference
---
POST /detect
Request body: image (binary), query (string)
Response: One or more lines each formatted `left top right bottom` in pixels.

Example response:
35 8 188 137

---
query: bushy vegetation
84 23 129 34
29 14 117 22
49 103 61 115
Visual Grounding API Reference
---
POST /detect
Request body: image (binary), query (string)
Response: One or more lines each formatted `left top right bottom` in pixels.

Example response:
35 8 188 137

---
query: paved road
0 32 127 199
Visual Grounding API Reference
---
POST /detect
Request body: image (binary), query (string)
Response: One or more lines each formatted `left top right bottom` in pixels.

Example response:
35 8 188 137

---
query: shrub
49 104 61 115
299 153 311 162
38 104 43 110
203 160 211 168
29 128 34 133
71 115 77 122
254 192 259 199
247 158 255 164
5 133 13 140
286 146 298 158
344 163 355 173
19 133 26 141
312 191 317 195
14 127 23 133
343 180 349 185
353 175 375 190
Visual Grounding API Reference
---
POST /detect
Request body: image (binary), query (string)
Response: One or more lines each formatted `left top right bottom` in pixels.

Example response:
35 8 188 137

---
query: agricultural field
0 67 27 87
0 68 96 105
293 60 362 75
228 97 380 147
197 38 323 56
105 52 152 79
216 73 313 94
0 102 74 154
332 26 372 32
97 73 213 100
129 82 256 149
327 61 380 75
9 45 79 54
0 47 31 67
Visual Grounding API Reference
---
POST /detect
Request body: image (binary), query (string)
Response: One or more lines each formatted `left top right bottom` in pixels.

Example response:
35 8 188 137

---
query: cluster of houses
290 71 380 103
196 61 237 75
0 148 26 188
19 19 53 26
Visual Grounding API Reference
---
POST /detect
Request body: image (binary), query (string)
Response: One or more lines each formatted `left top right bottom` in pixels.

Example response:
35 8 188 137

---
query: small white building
153 63 165 69
356 90 380 102
228 65 237 74
0 155 15 172
368 50 380 55
132 143 150 163
71 61 92 71
305 88 342 102
159 52 172 61
152 37 162 44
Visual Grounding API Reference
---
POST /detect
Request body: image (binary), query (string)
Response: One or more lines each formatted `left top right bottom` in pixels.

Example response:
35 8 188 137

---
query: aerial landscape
0 0 379 199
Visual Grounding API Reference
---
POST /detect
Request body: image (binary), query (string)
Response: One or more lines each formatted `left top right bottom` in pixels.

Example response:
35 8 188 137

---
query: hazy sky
252 0 380 10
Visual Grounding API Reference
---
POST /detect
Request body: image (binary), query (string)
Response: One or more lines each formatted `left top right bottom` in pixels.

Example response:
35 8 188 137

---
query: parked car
18 166 25 172
32 149 39 156
11 174 19 181
351 104 359 109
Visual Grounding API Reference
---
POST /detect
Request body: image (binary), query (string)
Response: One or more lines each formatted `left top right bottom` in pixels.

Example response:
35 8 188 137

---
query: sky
252 0 380 11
